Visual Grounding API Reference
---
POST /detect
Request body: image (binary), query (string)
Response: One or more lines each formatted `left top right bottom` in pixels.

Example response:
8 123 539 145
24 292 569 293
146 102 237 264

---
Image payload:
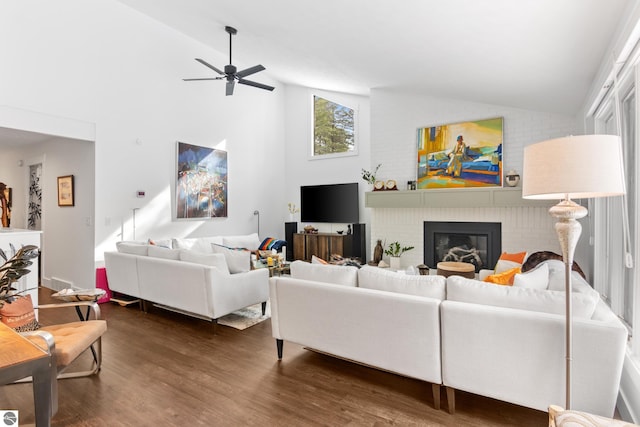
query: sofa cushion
211 244 251 273
446 276 599 319
513 262 549 290
290 260 358 287
545 259 593 293
358 266 445 299
180 250 230 274
116 241 149 256
147 245 181 260
222 233 261 251
172 237 223 253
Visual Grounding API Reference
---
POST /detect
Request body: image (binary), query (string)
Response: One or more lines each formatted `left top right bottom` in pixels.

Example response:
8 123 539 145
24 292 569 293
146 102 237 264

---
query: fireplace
424 221 501 272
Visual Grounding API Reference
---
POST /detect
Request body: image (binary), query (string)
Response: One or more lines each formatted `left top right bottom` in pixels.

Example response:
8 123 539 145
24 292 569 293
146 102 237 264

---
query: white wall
283 86 372 248
368 88 588 271
0 0 286 288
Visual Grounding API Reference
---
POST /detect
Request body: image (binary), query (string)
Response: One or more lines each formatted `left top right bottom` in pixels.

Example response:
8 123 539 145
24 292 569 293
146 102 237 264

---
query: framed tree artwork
57 175 74 207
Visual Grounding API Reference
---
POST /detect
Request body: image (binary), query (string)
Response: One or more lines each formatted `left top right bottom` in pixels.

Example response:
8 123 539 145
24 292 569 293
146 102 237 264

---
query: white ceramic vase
389 256 401 270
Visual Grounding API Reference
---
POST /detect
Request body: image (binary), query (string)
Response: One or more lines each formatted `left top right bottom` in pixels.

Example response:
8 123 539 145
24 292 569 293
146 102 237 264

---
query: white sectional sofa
269 260 628 417
104 233 271 329
270 262 447 409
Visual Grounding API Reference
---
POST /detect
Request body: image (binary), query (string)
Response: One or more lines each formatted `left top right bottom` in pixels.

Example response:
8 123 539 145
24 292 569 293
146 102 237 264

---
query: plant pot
389 256 401 270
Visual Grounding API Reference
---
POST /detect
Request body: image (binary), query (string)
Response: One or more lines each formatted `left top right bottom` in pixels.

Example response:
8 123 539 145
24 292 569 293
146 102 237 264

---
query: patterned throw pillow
0 294 40 332
493 251 527 273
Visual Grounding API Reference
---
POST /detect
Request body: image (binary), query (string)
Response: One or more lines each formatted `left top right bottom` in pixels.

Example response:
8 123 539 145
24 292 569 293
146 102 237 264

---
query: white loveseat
270 260 627 417
270 262 447 409
104 233 270 329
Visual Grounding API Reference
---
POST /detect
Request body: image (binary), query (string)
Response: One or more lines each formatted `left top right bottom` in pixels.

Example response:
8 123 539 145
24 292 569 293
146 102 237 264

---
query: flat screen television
300 183 359 223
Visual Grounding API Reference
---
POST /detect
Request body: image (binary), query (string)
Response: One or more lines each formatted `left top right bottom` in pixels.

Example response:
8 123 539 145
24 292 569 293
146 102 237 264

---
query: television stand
292 232 353 262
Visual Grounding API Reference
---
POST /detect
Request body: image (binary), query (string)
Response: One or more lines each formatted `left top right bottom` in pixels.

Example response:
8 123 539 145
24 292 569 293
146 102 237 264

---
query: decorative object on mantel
505 170 520 187
384 241 415 270
385 180 397 190
523 134 625 409
373 180 385 191
416 117 503 189
372 239 384 265
362 164 382 187
407 180 417 190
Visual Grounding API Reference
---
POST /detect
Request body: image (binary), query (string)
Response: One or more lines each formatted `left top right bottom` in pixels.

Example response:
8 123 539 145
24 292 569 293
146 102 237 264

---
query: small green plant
361 164 381 185
384 241 414 257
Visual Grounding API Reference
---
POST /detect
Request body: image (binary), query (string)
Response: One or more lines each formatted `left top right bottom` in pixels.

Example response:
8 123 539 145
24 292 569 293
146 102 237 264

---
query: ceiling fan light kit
183 25 275 96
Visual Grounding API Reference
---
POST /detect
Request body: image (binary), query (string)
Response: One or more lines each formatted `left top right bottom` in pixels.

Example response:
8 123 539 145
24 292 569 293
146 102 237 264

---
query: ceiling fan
183 26 275 96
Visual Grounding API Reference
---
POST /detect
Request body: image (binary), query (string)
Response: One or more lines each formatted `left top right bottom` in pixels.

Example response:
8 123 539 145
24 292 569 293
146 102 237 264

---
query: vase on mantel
389 256 401 271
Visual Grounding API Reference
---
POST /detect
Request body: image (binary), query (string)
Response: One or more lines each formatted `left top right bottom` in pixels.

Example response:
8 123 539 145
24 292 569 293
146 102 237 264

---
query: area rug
217 302 270 330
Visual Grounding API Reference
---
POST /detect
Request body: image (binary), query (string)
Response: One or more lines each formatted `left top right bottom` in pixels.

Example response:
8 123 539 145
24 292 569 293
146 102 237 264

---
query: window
311 94 357 158
593 71 637 343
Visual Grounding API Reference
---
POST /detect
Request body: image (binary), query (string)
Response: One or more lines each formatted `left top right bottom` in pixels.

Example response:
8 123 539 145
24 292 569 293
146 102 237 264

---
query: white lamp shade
522 135 626 200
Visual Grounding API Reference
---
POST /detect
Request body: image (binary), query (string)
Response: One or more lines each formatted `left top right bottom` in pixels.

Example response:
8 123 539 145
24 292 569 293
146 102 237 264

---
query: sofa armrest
441 300 627 416
208 268 269 318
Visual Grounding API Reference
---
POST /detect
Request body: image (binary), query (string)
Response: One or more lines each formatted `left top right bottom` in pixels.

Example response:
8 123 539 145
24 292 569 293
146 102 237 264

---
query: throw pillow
180 250 230 274
211 244 251 274
0 294 40 332
222 233 261 251
311 255 328 265
147 245 181 260
148 238 173 249
513 262 549 290
483 267 521 285
258 237 287 251
494 251 527 274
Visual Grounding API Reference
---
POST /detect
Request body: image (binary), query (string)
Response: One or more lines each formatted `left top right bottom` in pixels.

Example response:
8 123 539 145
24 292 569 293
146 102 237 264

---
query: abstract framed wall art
57 175 75 206
416 117 503 189
176 142 227 219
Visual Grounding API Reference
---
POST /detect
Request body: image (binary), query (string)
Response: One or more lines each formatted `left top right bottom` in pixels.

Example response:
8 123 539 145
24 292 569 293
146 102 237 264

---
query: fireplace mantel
365 187 552 209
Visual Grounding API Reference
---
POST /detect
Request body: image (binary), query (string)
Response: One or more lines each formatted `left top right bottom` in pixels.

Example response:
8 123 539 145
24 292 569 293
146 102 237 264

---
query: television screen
300 183 359 223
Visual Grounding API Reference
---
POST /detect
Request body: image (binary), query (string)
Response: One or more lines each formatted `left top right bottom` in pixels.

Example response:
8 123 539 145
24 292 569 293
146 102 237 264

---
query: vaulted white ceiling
121 0 629 114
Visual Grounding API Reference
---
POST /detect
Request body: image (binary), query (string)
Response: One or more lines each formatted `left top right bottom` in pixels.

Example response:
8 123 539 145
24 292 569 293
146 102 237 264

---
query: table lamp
522 134 626 409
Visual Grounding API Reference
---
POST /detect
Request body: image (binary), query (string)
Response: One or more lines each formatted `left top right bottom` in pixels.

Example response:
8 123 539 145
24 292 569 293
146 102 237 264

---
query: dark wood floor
1 288 549 426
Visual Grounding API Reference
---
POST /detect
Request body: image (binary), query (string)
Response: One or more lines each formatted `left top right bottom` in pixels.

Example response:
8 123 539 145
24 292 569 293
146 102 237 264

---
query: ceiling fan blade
182 77 224 81
226 80 235 96
236 64 265 78
195 58 225 75
238 78 275 91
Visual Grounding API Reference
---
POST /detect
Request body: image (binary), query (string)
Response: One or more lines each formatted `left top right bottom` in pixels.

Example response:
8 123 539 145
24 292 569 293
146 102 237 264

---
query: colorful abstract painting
176 142 227 219
416 117 503 189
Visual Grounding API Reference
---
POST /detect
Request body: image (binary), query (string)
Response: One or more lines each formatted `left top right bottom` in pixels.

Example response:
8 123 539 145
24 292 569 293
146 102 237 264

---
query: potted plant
0 244 40 307
384 241 414 270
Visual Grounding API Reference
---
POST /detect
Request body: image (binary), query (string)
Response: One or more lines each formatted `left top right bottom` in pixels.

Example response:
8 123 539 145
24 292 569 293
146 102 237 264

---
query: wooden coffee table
436 261 476 279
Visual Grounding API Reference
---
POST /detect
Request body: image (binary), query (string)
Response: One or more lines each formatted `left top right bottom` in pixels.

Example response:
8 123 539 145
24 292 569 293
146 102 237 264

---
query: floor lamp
522 134 625 409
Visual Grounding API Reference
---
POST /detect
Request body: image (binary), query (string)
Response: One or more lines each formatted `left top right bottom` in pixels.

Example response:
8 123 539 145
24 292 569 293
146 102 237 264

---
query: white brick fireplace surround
370 205 563 271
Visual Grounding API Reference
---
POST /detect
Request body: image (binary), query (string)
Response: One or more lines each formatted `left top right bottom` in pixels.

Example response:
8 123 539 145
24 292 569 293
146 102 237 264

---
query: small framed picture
57 175 74 207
